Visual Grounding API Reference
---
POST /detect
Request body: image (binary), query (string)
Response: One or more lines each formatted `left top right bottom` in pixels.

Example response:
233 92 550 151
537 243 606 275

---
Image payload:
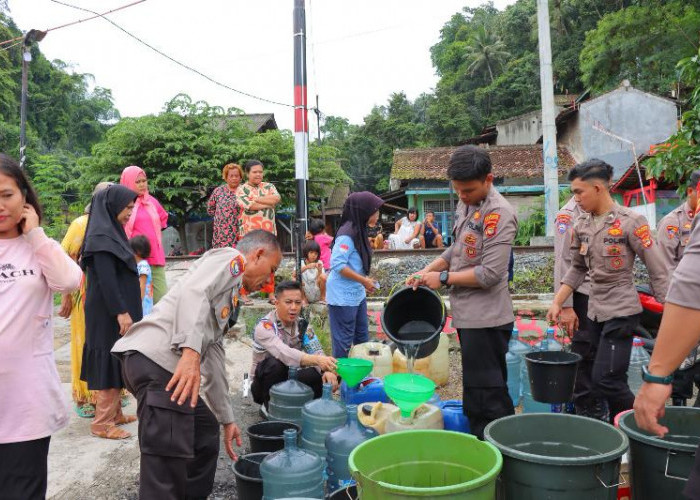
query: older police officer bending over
112 230 282 500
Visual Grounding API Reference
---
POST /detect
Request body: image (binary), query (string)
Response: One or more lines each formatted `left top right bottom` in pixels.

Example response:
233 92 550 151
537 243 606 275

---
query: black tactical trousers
251 356 323 407
121 352 220 500
457 324 515 440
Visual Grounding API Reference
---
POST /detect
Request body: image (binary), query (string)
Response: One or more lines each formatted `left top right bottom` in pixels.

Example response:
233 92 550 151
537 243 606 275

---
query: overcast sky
9 0 515 134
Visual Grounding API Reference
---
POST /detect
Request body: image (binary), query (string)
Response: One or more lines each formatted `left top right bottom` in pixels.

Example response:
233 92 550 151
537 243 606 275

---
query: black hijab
336 191 384 274
80 185 138 272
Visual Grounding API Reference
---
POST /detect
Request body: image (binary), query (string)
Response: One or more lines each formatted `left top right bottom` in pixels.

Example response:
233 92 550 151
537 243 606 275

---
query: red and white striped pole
293 0 309 282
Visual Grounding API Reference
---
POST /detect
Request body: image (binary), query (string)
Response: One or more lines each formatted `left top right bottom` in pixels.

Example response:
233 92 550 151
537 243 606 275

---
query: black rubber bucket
326 485 358 499
232 452 269 500
246 421 301 453
381 285 446 359
619 407 700 499
525 350 582 403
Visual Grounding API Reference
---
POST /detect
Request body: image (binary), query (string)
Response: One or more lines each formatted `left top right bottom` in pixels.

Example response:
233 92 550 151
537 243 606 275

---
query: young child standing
307 219 333 272
300 240 327 304
129 235 154 316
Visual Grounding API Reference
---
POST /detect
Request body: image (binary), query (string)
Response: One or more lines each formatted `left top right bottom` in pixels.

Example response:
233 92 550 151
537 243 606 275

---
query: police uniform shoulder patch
229 254 245 278
634 224 653 248
556 213 572 234
666 225 679 239
220 306 230 319
339 243 349 252
259 319 274 331
483 213 500 238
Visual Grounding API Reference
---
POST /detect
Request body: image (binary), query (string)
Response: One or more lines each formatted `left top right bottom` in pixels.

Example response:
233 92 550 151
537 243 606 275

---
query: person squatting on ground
634 187 700 499
656 169 700 407
553 195 608 419
0 154 82 500
547 159 668 422
407 145 518 440
80 185 141 440
326 192 384 359
112 230 282 500
421 210 444 248
250 280 338 409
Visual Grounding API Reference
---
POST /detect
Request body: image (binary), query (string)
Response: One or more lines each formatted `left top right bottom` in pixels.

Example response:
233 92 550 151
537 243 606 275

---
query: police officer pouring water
656 170 700 406
407 145 517 439
634 180 700 499
547 159 669 422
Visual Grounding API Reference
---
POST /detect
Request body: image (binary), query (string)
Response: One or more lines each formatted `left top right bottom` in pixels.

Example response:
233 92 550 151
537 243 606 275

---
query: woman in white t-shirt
388 207 422 249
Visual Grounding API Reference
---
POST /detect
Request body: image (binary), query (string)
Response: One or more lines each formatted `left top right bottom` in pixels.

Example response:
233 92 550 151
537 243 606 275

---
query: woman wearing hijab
326 192 384 358
120 165 169 303
58 181 113 418
81 185 142 440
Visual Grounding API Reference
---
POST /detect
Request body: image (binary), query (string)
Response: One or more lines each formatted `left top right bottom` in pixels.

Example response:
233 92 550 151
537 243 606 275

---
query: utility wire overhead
49 0 295 109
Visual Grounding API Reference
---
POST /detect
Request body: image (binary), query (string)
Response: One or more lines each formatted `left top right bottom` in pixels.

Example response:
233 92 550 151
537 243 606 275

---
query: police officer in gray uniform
112 230 282 500
554 196 609 418
657 170 699 406
548 159 668 421
407 145 517 439
634 195 700 499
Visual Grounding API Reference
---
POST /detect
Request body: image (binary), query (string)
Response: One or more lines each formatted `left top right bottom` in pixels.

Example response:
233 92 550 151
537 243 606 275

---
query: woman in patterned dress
207 163 245 248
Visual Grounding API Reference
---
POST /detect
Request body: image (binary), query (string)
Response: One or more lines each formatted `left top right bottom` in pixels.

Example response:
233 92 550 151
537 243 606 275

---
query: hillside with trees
324 0 700 192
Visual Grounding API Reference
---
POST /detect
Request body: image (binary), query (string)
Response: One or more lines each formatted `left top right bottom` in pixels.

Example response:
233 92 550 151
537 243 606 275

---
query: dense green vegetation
322 0 700 191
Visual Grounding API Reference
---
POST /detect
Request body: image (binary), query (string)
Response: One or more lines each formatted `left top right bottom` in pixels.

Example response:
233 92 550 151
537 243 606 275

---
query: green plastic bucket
618 407 700 499
348 429 502 499
484 413 628 499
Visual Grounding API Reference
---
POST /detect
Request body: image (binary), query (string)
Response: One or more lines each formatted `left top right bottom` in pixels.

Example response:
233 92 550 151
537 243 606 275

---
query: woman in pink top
120 166 169 303
0 155 82 499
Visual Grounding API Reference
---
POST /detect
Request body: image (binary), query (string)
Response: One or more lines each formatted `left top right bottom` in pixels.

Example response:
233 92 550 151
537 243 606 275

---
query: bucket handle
595 468 627 489
665 450 691 481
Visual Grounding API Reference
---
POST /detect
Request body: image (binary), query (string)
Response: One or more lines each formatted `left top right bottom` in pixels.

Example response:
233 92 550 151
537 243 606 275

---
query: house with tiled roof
389 144 577 240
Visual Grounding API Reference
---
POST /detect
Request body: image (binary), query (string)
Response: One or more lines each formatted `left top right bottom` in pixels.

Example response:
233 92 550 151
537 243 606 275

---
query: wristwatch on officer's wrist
641 365 674 385
439 270 450 287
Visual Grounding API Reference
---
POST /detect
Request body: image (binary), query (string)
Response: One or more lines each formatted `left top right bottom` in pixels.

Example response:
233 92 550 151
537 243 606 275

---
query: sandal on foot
74 403 95 419
242 297 254 306
92 426 132 440
115 415 137 425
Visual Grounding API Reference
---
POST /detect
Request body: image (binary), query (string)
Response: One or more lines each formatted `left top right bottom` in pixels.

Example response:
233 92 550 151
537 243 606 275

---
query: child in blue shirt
130 235 154 316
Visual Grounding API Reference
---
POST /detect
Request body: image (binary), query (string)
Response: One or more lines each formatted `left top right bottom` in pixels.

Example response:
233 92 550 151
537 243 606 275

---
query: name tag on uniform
579 243 588 255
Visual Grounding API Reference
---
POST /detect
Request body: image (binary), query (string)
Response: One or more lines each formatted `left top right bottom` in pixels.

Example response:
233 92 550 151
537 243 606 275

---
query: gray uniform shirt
112 248 244 424
554 197 591 308
562 203 669 322
657 201 695 272
666 214 700 310
440 186 517 329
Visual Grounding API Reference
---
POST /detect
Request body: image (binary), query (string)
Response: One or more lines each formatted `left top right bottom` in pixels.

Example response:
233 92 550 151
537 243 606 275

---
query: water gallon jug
349 342 392 378
428 332 450 386
268 367 314 427
436 400 470 433
628 337 650 395
301 383 346 459
542 326 563 351
357 402 398 435
384 403 444 433
340 377 390 404
507 332 523 406
325 404 378 493
392 348 431 378
260 428 325 499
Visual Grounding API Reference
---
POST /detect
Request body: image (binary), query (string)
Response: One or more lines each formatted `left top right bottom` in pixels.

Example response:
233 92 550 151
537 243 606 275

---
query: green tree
78 94 348 251
580 2 700 94
465 26 510 83
645 48 700 191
